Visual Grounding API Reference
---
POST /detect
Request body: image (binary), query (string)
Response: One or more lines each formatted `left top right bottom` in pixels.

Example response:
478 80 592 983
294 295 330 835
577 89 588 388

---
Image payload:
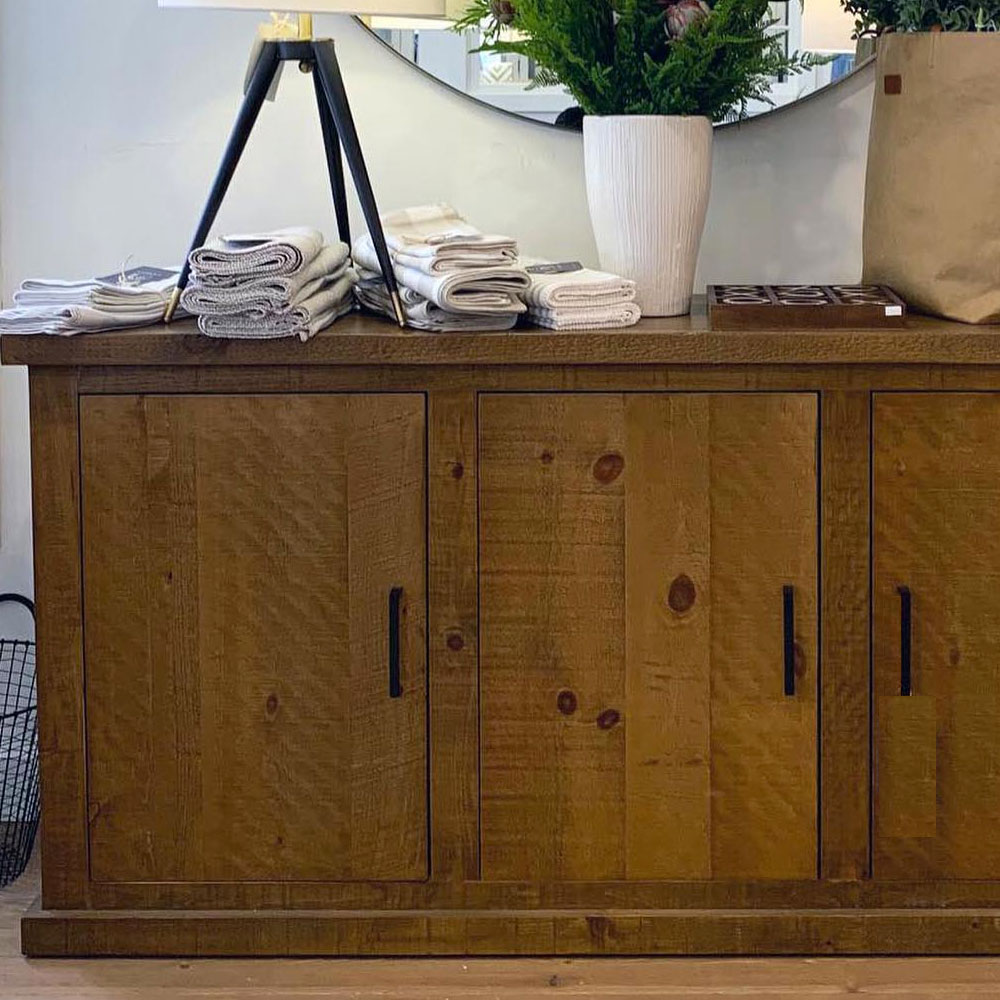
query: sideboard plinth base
22 903 1000 957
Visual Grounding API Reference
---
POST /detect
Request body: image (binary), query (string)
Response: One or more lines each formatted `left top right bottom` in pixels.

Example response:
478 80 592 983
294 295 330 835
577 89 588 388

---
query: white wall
802 0 858 50
0 0 875 609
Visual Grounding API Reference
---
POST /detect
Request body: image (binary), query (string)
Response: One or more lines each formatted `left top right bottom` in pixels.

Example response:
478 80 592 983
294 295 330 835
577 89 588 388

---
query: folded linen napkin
526 302 642 331
353 236 528 314
15 280 173 312
0 302 171 336
13 278 114 306
355 270 518 332
521 259 637 309
180 244 352 316
189 227 325 286
378 204 518 275
1 266 183 335
197 271 358 342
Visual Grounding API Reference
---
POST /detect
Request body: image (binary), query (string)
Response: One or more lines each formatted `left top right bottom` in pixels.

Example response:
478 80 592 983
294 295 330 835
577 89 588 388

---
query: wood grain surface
28 371 89 910
20 898 1000 957
20 348 1000 957
478 393 818 882
9 859 1000 996
873 393 1000 880
427 389 481 883
80 393 427 883
819 391 872 880
6 312 1000 367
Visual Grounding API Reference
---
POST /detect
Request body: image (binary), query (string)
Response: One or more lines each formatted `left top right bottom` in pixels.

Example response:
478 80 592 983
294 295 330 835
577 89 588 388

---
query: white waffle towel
522 259 637 309
527 302 642 330
353 236 527 315
355 269 518 332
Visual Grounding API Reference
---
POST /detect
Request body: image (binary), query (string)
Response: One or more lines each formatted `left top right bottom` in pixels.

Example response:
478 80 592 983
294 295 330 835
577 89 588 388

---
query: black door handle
898 585 912 696
783 585 796 696
388 586 403 699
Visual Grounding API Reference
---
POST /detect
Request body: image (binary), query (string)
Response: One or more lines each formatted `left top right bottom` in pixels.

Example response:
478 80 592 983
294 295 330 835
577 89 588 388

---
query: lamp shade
159 0 451 15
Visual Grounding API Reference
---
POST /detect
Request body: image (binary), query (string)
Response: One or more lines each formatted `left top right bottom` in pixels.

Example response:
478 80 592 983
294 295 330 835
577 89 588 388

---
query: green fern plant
841 0 1000 34
452 0 824 120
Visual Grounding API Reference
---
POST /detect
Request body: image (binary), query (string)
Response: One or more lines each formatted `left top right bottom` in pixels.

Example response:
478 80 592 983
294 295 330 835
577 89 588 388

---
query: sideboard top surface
5 309 1000 368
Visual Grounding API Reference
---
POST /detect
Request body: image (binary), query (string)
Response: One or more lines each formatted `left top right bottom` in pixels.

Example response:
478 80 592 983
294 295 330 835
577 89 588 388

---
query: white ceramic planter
583 115 713 317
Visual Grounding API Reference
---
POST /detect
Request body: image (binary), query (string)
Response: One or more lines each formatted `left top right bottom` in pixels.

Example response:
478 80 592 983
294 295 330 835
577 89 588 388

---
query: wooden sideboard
8 312 1000 956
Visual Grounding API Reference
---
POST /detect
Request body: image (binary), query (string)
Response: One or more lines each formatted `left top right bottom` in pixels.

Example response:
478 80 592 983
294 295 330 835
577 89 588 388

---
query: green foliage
841 0 1000 34
452 0 823 120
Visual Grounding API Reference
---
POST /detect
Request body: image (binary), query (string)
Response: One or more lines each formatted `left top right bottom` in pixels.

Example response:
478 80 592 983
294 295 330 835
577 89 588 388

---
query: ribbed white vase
583 115 713 317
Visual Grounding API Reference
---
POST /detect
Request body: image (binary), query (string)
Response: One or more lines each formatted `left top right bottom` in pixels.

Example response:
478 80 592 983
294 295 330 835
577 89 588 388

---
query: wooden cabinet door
478 393 818 881
874 393 1000 880
80 394 427 883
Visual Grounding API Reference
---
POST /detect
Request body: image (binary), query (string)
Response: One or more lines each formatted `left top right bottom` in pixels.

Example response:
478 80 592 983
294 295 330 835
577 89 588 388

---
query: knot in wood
592 452 624 484
597 708 621 730
556 689 577 716
667 574 697 614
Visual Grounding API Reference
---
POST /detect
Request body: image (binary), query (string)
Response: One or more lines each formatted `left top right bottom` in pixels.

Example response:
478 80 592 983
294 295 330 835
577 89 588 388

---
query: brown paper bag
863 33 1000 324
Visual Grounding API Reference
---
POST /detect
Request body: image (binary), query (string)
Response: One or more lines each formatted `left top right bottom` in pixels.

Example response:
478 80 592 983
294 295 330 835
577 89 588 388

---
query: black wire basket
0 593 37 888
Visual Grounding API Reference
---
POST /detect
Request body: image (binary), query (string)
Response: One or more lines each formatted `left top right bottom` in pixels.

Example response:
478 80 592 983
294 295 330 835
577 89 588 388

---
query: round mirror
359 1 869 126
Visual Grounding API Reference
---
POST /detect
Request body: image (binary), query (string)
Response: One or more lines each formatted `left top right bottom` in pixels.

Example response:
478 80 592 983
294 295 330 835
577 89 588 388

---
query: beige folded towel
521 259 637 309
353 237 527 314
197 271 358 341
190 227 325 286
378 204 518 275
1 267 184 335
14 273 178 312
355 269 518 332
181 244 351 316
0 302 171 336
392 246 518 274
381 203 517 252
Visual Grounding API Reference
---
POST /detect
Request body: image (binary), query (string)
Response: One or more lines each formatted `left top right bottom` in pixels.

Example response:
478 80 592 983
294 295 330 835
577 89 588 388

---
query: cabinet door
874 393 1000 880
81 394 427 883
479 393 818 881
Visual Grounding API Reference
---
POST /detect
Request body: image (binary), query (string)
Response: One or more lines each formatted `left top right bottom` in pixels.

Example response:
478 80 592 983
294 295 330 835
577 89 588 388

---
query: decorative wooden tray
707 284 907 330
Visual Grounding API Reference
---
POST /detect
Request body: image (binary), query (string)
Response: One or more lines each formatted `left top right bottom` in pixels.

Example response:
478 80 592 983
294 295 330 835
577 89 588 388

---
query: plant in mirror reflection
451 0 825 120
841 0 1000 34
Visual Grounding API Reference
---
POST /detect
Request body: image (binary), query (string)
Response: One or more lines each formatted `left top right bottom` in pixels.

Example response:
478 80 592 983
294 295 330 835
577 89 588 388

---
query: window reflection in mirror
363 0 863 125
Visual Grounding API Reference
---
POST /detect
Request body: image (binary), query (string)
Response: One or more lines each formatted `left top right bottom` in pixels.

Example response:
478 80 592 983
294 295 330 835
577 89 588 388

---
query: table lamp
158 3 454 326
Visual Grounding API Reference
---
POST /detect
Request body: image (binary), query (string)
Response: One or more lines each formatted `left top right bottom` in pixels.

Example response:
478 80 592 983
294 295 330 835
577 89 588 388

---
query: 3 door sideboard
8 312 1000 956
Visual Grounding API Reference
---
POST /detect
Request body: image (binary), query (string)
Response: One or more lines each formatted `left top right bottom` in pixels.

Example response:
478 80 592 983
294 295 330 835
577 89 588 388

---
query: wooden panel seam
820 389 871 880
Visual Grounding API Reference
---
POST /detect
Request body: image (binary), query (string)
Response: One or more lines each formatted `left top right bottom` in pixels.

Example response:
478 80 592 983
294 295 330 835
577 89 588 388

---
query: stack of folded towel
521 259 641 330
0 266 182 336
353 204 529 332
180 227 357 341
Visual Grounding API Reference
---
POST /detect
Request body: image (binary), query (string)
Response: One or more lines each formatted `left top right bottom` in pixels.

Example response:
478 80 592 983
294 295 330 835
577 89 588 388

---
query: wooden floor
5 857 1000 998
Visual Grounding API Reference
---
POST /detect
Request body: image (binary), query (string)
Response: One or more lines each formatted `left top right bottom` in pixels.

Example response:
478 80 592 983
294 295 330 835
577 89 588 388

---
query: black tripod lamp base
166 38 405 328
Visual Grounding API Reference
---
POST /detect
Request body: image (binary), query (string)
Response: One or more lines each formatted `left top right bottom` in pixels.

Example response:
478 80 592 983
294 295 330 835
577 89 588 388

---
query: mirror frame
356 16 875 131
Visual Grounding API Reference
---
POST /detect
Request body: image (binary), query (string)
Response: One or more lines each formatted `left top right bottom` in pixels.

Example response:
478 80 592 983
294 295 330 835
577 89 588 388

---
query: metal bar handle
783 585 796 697
388 587 404 699
898 585 912 696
